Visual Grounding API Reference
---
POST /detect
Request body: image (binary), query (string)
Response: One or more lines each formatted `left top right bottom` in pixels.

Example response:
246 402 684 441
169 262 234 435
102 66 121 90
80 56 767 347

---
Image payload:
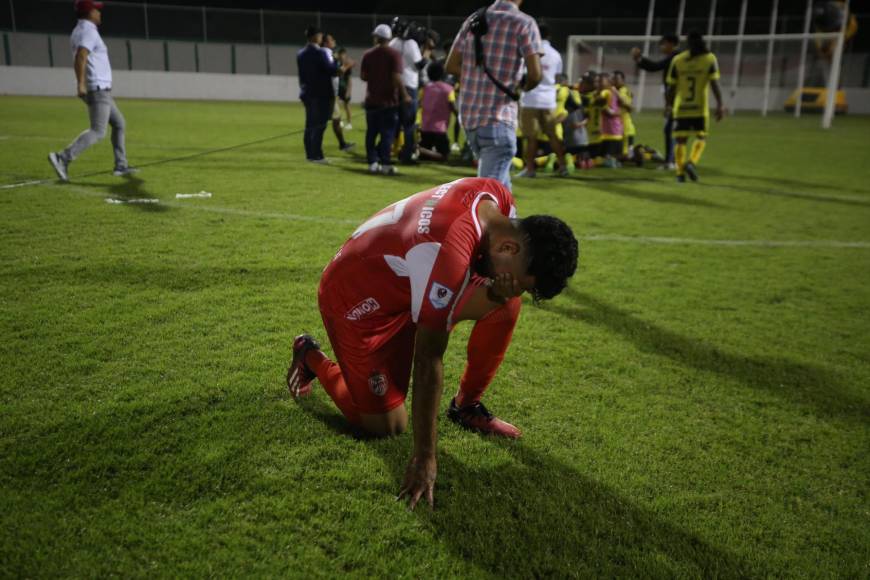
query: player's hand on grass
398 455 436 510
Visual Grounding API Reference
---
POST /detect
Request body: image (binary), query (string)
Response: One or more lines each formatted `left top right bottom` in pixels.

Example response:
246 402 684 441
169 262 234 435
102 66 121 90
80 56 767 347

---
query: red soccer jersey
319 177 517 350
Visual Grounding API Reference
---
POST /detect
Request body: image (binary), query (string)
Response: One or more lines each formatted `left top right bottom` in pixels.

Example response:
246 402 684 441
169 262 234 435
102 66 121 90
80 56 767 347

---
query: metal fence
2 0 864 50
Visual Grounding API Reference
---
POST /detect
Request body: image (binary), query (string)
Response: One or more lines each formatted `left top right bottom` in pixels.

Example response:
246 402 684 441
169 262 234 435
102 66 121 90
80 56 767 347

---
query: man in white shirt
517 23 568 178
49 0 135 182
389 19 430 163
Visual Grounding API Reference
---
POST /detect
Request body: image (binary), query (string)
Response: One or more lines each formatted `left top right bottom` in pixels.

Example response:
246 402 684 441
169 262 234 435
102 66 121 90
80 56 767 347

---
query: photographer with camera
446 0 543 189
390 18 431 164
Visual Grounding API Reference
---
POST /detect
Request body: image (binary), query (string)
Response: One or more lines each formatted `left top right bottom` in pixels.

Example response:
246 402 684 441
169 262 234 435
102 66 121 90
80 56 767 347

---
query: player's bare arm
444 45 462 77
523 53 543 91
74 47 89 98
711 79 725 121
398 326 449 510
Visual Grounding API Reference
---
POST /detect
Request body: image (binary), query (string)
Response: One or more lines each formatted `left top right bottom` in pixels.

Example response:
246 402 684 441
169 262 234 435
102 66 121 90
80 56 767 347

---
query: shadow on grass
542 287 869 423
575 174 727 208
698 167 870 208
78 175 169 213
300 397 755 577
701 166 870 197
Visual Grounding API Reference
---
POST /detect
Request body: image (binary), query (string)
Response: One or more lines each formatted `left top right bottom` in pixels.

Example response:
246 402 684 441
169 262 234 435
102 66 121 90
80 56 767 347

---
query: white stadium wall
0 66 369 104
3 65 869 114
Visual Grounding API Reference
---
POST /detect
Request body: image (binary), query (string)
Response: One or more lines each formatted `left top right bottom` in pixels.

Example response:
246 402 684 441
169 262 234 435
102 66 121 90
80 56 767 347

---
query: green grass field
1 95 869 577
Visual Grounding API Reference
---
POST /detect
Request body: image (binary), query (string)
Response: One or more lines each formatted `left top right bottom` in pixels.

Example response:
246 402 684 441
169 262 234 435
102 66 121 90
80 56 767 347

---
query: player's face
659 40 674 54
91 8 102 25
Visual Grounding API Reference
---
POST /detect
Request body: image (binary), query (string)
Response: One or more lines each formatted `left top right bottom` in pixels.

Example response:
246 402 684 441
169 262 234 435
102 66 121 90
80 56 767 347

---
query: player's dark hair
613 70 625 79
687 30 708 55
427 61 445 82
305 25 321 39
538 22 550 39
660 34 679 45
519 215 579 301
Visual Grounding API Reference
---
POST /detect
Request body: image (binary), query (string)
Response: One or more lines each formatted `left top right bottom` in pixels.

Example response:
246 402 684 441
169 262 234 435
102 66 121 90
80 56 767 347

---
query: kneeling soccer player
287 177 578 508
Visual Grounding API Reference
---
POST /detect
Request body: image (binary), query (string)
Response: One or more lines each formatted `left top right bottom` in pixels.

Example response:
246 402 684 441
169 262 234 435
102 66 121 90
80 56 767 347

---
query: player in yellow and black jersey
665 31 725 183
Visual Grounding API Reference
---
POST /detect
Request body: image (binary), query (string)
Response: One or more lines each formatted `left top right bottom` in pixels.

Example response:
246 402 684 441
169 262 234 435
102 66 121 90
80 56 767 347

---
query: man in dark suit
632 34 680 170
297 26 339 163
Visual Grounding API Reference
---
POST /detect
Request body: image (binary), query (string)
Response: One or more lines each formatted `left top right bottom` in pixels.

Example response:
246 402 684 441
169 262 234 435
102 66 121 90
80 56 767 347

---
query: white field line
583 234 870 249
24 183 870 249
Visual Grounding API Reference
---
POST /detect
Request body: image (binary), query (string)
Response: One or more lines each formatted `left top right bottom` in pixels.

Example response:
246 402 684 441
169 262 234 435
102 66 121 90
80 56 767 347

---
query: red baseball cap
75 0 104 16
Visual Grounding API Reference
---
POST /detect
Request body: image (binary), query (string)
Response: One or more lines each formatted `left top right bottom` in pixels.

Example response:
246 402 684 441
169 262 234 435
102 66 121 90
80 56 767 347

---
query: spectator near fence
632 34 680 170
297 26 339 164
446 0 543 189
48 0 136 182
321 33 355 153
360 24 410 176
389 19 431 164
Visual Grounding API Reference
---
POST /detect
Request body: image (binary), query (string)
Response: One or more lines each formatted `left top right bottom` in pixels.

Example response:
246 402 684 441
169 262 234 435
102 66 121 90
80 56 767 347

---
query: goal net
565 33 844 127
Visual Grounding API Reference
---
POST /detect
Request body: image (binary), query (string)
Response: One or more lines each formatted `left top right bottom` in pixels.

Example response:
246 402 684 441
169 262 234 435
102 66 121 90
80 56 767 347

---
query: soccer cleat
446 397 522 439
676 174 686 183
48 152 69 182
287 334 321 399
684 162 699 182
113 165 139 177
340 142 356 152
555 166 570 177
516 168 536 178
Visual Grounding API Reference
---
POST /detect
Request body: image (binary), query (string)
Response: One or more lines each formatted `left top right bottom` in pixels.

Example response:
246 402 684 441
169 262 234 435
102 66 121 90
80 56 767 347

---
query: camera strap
469 7 519 102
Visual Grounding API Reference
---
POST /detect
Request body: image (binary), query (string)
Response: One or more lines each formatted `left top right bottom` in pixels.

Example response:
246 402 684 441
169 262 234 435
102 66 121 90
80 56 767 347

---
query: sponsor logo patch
428 282 454 310
368 372 388 397
346 297 381 321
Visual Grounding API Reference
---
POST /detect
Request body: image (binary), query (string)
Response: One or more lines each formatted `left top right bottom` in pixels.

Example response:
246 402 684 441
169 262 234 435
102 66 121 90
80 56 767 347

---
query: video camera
391 17 440 49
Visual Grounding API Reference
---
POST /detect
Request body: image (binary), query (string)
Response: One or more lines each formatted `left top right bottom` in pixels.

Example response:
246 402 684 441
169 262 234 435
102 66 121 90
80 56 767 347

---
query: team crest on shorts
428 282 454 310
368 372 388 397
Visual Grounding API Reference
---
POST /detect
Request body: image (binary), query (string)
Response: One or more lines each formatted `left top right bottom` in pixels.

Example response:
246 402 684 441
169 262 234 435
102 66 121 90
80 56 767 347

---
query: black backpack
468 7 520 101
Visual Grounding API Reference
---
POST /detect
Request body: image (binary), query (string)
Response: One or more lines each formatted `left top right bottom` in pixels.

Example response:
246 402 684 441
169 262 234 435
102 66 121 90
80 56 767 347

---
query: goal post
565 32 843 128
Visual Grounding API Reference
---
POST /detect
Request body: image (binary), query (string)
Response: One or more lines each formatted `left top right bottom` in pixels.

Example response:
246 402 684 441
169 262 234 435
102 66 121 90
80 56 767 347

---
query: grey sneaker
307 158 329 165
113 166 139 177
516 168 536 178
48 152 69 182
368 162 381 174
340 142 356 152
556 167 570 177
379 164 398 176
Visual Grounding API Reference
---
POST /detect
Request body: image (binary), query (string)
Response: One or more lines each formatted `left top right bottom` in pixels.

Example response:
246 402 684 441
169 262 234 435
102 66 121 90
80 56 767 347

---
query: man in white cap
48 0 135 182
360 24 410 176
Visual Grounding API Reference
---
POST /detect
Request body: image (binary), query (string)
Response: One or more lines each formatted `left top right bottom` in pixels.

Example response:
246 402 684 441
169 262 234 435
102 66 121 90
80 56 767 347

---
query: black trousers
302 96 333 160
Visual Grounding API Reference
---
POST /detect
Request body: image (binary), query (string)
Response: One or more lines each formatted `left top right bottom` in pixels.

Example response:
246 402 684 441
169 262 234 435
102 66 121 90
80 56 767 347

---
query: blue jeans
302 96 333 160
399 87 418 162
465 122 517 189
365 107 400 165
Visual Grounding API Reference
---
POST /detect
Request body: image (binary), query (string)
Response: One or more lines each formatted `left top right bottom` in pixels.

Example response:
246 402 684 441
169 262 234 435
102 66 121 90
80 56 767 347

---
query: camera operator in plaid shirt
446 0 543 189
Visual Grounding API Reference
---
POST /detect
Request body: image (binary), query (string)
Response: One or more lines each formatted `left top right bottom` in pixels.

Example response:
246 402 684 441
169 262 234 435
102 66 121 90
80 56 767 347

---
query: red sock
455 297 521 407
305 350 361 426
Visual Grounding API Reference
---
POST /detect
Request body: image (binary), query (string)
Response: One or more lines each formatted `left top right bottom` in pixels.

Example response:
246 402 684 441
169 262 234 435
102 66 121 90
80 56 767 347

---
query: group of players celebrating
516 31 724 183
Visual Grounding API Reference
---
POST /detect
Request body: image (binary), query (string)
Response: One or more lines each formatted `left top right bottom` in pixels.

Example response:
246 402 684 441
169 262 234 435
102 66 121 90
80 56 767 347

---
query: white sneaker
48 152 69 182
344 123 353 130
450 142 461 153
368 162 381 174
658 162 676 171
307 158 329 165
379 164 397 176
